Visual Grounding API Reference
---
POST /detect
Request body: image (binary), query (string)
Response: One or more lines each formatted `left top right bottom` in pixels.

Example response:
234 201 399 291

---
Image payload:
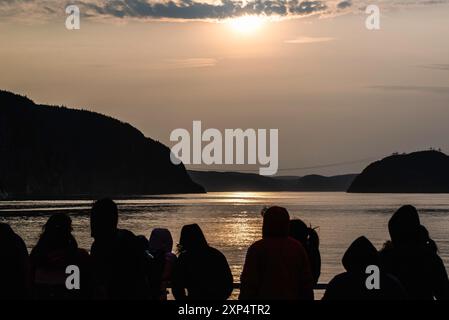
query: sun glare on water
227 15 266 35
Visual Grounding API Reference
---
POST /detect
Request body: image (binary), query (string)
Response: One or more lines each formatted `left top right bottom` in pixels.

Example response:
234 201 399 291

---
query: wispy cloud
370 85 449 95
285 36 335 44
164 58 218 69
337 0 352 9
420 64 449 71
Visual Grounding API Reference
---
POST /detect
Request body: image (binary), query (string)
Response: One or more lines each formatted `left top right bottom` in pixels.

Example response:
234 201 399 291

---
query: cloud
164 58 218 69
285 36 334 44
337 0 352 9
1 0 449 21
370 85 449 95
420 64 449 71
77 0 329 20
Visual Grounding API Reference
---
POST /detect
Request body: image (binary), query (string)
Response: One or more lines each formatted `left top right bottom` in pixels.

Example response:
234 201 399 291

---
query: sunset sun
227 15 266 34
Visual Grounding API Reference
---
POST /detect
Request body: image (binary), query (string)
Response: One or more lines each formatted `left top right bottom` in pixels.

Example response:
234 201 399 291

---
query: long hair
290 219 321 283
32 214 78 261
289 219 320 251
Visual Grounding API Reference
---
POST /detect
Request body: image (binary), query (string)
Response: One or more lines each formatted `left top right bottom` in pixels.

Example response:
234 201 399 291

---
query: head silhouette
0 223 28 254
0 223 17 242
388 205 421 247
262 206 290 238
178 224 208 253
136 235 150 251
149 228 173 254
91 198 118 239
342 236 379 274
289 219 309 244
290 219 320 250
33 214 78 258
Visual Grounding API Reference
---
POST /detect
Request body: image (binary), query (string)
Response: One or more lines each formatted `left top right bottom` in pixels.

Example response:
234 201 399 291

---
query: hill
188 171 357 192
347 150 449 193
0 90 204 199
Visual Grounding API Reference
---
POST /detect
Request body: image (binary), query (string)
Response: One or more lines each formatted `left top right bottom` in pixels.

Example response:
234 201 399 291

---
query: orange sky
1 2 449 175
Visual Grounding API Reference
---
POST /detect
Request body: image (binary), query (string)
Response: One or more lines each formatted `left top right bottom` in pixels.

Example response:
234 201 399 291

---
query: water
1 192 449 293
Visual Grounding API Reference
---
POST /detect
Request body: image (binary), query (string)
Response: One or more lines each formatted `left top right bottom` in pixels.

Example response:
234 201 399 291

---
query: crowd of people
0 199 448 300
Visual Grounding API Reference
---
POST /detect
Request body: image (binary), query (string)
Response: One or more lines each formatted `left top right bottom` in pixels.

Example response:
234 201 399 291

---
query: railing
230 283 327 290
167 283 327 290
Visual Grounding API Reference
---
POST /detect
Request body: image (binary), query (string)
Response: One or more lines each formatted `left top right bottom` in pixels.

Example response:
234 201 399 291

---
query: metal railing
168 283 327 290
230 283 327 290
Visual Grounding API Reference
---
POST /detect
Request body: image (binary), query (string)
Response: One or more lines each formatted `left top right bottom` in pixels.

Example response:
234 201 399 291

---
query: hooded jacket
380 205 449 300
323 236 406 300
240 207 314 300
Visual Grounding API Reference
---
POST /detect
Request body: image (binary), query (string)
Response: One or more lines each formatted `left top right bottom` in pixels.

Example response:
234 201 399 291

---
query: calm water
1 192 449 292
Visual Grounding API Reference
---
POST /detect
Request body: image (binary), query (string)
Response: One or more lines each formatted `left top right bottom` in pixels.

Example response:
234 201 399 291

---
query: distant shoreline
5 190 449 202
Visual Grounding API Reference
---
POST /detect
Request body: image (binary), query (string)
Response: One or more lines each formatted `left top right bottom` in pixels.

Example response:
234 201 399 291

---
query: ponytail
307 227 320 252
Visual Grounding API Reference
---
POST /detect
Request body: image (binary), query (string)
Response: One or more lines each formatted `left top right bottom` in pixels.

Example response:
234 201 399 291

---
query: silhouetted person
240 206 314 300
289 219 321 285
323 236 406 300
0 223 30 299
90 198 149 299
147 228 177 300
30 214 91 299
380 205 449 300
418 225 439 254
172 224 233 300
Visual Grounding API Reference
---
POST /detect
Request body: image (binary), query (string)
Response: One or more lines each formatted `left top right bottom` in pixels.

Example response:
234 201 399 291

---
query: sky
1 0 449 176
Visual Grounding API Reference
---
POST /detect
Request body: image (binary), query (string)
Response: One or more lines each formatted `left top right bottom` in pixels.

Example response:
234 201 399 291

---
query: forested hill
348 151 449 193
0 90 204 199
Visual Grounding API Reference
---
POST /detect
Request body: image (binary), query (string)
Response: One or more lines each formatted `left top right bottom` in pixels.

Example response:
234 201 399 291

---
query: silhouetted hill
296 174 357 191
188 171 357 192
348 151 449 193
0 90 204 199
188 171 281 192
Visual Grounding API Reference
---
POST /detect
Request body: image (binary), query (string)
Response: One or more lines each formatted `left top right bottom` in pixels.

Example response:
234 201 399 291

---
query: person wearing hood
323 236 406 300
0 223 30 299
172 224 233 300
380 205 449 300
240 206 314 300
147 228 177 300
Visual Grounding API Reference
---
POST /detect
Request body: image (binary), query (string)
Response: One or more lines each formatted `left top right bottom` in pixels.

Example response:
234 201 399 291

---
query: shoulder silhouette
172 224 233 300
0 223 30 299
323 236 406 300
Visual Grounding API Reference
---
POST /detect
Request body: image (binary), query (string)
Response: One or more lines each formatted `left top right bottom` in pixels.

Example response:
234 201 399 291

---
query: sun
227 15 266 35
